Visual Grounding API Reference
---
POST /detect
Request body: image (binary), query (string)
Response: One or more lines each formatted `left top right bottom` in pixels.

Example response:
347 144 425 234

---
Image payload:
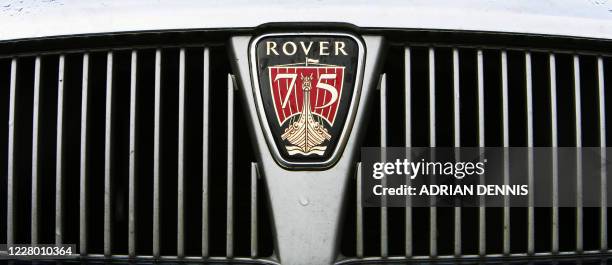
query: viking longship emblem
269 59 345 156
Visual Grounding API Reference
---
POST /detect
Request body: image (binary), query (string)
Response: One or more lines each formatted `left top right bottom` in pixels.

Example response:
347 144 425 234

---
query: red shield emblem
268 66 345 126
268 64 344 155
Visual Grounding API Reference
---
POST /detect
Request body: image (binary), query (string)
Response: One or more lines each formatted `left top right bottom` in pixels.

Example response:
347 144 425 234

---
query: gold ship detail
281 74 331 155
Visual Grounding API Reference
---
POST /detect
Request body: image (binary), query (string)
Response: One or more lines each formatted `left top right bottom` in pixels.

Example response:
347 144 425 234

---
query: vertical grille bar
80 53 89 255
356 162 363 258
501 51 510 256
404 47 412 258
55 55 65 245
153 49 162 258
428 47 437 258
380 73 388 258
251 162 258 258
128 50 138 257
598 57 607 251
31 56 41 245
525 51 535 255
7 58 17 246
477 49 486 256
549 53 559 254
202 47 210 258
573 55 583 253
104 51 113 256
452 48 461 257
226 74 235 258
177 48 186 258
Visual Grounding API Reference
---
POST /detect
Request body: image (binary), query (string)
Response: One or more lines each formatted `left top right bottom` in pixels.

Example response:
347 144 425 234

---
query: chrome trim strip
404 47 412 258
55 54 65 246
153 49 161 258
128 50 137 257
79 53 89 255
104 51 113 256
428 47 437 258
549 53 559 254
380 73 388 258
452 47 461 257
202 47 210 258
598 56 607 251
573 54 583 253
31 56 41 245
251 162 258 258
226 74 235 258
177 48 186 258
7 58 16 247
356 162 363 258
525 51 535 255
501 50 510 256
477 49 486 256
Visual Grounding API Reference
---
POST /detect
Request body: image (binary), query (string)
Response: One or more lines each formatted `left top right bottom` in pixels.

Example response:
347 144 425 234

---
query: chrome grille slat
598 56 607 251
549 53 559 254
226 74 235 258
404 47 412 258
152 49 161 258
55 54 65 246
6 58 17 247
103 51 113 256
128 50 137 258
177 48 186 258
452 47 461 257
31 56 41 245
251 162 258 258
356 162 363 258
202 47 210 258
79 53 89 256
477 49 486 256
428 47 437 258
379 73 388 258
525 51 535 255
573 54 583 253
501 50 510 256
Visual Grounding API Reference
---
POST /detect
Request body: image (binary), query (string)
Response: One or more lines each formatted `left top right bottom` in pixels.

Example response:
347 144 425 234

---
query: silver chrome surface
55 54 65 246
599 56 608 252
177 48 186 258
403 47 412 258
549 53 559 254
128 50 137 257
152 48 161 258
226 74 235 258
6 58 16 247
525 51 535 255
31 56 40 245
231 34 384 265
103 51 113 256
201 47 211 258
79 53 89 256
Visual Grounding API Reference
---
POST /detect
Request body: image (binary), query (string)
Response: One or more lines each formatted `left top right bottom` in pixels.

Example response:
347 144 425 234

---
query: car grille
340 42 612 262
0 43 274 263
0 30 611 264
